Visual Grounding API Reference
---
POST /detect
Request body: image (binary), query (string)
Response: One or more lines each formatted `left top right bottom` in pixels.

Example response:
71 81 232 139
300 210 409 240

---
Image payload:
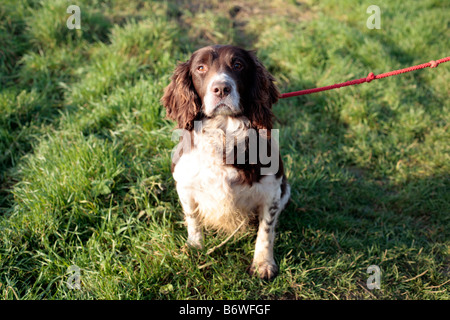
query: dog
161 45 290 280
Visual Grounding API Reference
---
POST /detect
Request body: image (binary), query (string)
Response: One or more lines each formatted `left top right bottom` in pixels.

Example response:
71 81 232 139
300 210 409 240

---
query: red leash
280 56 450 99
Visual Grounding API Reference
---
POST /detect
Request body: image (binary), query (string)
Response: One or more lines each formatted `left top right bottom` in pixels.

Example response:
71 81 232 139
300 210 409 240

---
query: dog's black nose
211 80 232 98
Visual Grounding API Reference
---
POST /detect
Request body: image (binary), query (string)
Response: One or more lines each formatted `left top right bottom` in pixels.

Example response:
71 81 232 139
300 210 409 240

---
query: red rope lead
280 56 450 99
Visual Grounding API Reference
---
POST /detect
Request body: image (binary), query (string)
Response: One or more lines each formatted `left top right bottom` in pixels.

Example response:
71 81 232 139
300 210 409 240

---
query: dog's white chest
173 116 249 197
173 137 241 201
171 116 281 232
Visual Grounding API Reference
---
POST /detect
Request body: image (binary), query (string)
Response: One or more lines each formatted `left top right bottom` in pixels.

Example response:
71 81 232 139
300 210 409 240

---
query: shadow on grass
272 67 448 298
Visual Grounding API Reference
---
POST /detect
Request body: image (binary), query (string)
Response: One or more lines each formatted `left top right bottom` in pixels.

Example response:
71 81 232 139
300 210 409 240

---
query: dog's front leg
178 188 203 249
249 199 281 280
185 210 203 249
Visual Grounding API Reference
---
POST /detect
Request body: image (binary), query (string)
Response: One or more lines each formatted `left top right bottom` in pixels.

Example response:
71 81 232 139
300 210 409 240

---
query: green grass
0 0 449 299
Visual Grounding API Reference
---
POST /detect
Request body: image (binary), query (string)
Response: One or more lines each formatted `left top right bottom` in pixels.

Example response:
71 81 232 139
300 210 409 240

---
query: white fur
173 116 288 232
172 115 290 279
203 73 241 117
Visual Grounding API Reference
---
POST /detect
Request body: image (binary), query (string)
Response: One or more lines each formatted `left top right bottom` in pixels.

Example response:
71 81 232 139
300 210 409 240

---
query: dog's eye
197 65 207 73
233 62 243 71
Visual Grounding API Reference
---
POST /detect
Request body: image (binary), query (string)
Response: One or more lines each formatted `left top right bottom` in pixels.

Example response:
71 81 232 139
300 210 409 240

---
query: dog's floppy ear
246 52 280 130
161 61 202 130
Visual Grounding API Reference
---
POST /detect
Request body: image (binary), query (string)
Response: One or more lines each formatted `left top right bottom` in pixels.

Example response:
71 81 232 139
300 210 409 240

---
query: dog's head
161 45 280 130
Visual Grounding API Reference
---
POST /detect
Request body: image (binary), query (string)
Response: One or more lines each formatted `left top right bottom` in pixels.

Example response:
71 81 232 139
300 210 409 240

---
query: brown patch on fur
243 50 280 130
161 61 203 130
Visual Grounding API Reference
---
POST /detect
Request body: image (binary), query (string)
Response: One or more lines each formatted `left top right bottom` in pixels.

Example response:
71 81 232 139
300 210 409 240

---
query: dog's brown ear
161 61 202 130
246 52 280 130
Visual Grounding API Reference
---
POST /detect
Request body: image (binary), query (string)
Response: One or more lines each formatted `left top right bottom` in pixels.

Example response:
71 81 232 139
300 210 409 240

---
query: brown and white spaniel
161 45 290 280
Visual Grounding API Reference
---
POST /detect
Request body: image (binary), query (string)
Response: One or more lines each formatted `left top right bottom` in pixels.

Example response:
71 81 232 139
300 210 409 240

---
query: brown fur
161 61 202 130
161 45 280 132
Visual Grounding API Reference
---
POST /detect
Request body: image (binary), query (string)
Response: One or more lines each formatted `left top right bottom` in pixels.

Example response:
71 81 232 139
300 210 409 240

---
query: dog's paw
248 261 278 281
186 238 204 250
